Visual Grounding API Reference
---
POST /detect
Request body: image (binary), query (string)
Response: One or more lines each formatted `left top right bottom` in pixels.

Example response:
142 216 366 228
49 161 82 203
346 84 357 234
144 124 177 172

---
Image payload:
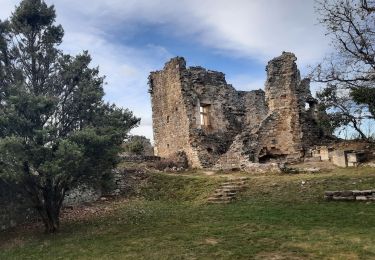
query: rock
303 167 320 173
325 191 335 196
356 196 367 201
304 157 321 162
333 196 355 201
364 162 375 168
340 190 354 196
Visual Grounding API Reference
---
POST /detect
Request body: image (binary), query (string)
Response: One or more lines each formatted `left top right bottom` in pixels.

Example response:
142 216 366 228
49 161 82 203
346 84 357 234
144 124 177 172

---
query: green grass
1 168 375 259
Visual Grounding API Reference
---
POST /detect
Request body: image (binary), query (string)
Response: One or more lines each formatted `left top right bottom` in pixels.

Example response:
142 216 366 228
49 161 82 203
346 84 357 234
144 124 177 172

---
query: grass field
1 167 375 259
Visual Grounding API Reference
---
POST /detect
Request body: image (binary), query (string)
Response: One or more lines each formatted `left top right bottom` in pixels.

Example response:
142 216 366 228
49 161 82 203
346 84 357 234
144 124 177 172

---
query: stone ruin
148 52 329 172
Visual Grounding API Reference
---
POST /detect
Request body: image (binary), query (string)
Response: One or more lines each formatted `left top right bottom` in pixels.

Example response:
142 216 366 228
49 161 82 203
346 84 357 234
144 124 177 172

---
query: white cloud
1 0 331 142
49 0 330 65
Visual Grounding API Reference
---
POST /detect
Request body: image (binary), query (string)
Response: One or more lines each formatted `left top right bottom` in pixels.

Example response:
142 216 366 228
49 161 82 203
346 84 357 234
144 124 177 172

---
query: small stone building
149 52 327 170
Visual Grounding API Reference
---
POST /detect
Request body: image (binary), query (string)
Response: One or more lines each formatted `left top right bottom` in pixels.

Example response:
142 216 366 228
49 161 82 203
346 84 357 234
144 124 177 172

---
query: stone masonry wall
149 52 326 170
180 65 244 167
325 190 375 201
240 90 268 130
149 58 200 167
255 52 306 161
150 58 250 167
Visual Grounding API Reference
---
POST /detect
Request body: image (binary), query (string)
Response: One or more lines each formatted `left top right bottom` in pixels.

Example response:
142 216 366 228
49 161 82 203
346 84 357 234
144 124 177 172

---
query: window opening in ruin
200 104 211 128
166 116 170 123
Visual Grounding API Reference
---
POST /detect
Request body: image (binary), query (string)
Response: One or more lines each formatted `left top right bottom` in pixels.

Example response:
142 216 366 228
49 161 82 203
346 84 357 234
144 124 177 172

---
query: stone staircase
207 177 249 204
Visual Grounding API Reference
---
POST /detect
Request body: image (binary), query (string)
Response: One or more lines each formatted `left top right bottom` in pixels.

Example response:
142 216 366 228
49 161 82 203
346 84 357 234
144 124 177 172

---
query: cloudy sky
0 0 331 141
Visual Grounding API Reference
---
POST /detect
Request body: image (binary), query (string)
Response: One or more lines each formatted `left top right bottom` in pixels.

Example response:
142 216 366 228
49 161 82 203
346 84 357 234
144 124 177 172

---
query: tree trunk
41 203 61 233
41 182 65 233
351 119 368 140
26 178 65 233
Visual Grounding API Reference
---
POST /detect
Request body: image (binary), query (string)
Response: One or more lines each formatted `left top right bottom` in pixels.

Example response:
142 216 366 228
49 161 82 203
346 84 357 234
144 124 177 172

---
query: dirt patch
60 197 129 222
0 196 129 249
203 238 219 245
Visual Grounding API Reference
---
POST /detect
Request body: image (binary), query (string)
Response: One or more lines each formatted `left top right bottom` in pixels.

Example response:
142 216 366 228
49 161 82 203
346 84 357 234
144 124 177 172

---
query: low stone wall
1 182 102 231
0 169 144 231
120 155 161 162
104 169 148 197
325 190 375 201
63 184 102 207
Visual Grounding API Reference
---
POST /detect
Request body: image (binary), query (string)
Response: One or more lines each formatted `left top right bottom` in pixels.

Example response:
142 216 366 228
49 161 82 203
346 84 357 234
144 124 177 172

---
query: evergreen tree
0 0 140 233
123 135 153 155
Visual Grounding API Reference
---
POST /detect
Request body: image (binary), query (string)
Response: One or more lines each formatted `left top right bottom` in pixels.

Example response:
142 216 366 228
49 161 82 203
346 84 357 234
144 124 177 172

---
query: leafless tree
312 0 375 139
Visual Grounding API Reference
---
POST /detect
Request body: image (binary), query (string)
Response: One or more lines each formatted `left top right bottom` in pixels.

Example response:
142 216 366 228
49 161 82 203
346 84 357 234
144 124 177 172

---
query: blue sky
1 0 332 141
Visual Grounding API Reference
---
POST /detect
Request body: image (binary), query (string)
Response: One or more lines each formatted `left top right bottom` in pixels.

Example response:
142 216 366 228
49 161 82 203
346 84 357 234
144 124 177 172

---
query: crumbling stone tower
256 52 321 161
149 52 325 170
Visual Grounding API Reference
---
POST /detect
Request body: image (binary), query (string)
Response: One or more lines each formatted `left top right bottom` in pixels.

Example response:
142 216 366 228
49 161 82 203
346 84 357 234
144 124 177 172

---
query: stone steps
207 178 248 204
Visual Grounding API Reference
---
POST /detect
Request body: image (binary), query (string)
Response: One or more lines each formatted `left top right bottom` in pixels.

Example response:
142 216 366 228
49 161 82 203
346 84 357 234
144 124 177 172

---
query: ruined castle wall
240 90 268 130
149 58 196 164
215 53 323 166
260 52 305 160
297 78 324 148
181 67 240 132
150 52 325 169
178 67 246 167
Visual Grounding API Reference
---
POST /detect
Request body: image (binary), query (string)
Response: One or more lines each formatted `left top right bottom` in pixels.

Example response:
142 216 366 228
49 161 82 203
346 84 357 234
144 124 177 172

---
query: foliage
146 151 189 171
316 84 368 139
123 135 152 155
312 0 375 139
0 0 139 233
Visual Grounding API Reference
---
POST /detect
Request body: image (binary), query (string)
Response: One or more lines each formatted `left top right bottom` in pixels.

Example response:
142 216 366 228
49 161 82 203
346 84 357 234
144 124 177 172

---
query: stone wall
305 146 368 167
63 184 102 207
149 58 199 166
120 155 161 162
0 168 148 231
150 58 248 168
149 52 327 170
325 190 375 201
181 65 245 168
240 90 268 130
250 52 322 162
1 182 102 231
